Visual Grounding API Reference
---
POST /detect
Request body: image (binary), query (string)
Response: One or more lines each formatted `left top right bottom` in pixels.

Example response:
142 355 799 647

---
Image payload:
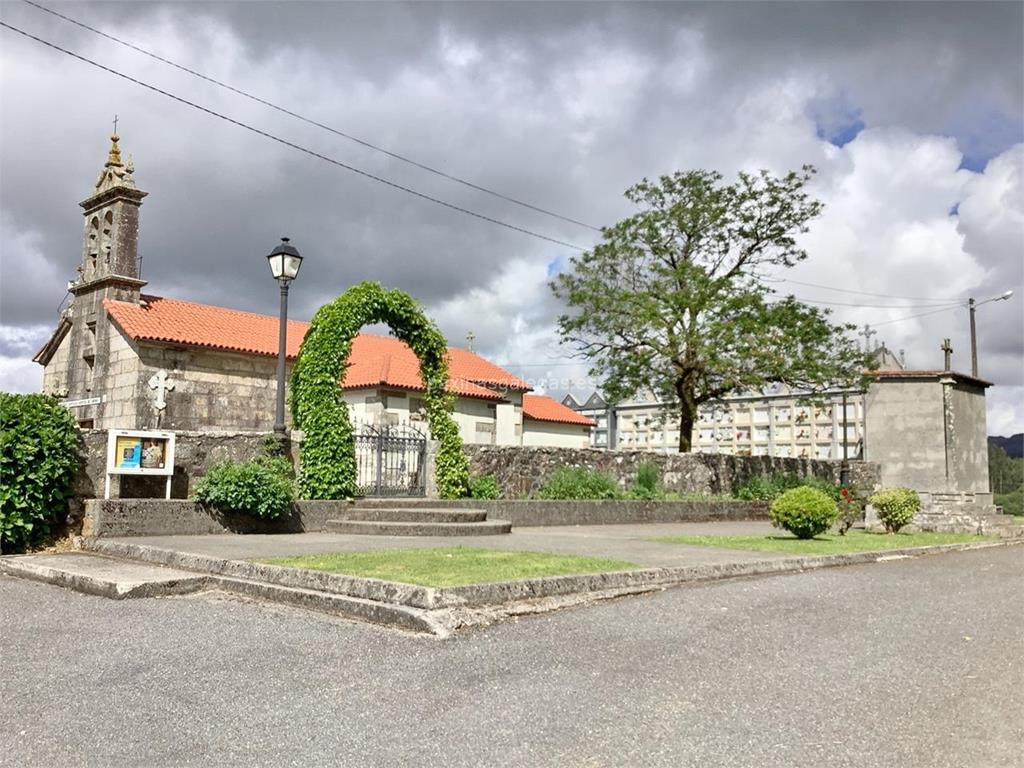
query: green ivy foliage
868 487 921 534
769 485 838 539
193 456 295 519
0 393 80 553
290 281 470 499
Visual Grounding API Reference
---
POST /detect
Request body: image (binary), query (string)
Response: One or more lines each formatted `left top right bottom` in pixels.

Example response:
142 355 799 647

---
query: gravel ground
1 546 1021 768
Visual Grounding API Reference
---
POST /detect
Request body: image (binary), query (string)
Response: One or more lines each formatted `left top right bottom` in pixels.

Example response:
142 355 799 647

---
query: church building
34 134 593 448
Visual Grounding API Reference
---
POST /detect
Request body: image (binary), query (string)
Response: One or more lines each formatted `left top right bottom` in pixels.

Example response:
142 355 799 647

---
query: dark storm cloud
1 0 1021 427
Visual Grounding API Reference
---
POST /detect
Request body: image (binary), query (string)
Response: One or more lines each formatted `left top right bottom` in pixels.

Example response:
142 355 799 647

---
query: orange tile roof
104 295 530 401
522 393 595 426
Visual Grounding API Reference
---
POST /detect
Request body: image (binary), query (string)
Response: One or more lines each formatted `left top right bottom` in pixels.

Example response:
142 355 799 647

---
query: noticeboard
105 430 176 499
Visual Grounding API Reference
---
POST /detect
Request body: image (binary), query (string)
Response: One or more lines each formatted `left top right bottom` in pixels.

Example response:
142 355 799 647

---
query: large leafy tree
552 166 864 452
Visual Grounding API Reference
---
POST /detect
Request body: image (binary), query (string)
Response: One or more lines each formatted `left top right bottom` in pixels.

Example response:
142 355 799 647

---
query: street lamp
266 237 304 436
968 290 1013 377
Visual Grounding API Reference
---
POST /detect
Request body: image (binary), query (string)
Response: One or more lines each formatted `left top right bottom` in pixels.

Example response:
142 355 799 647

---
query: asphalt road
2 546 1021 768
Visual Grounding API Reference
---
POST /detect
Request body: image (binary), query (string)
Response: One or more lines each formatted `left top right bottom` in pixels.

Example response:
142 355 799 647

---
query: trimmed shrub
194 456 294 519
869 487 921 534
770 485 838 539
630 462 663 500
0 393 80 553
537 468 621 500
468 474 500 500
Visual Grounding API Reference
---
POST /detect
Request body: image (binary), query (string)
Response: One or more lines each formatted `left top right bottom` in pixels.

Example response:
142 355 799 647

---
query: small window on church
78 419 94 429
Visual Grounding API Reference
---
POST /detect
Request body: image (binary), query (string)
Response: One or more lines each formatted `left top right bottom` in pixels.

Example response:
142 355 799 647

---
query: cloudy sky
1 1 1022 434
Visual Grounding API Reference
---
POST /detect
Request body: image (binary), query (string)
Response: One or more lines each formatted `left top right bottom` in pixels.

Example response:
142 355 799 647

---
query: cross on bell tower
941 338 953 371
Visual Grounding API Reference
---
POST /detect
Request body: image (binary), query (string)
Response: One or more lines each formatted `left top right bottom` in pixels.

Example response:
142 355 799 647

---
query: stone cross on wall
148 369 175 411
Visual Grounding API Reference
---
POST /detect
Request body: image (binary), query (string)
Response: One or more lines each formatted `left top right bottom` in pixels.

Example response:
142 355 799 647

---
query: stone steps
325 518 512 536
328 507 487 523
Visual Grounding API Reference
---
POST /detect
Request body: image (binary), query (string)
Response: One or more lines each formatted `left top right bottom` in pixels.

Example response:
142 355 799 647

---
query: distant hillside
989 434 1024 458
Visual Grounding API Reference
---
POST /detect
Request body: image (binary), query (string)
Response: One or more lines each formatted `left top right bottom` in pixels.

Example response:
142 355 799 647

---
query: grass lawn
261 547 639 587
652 528 992 556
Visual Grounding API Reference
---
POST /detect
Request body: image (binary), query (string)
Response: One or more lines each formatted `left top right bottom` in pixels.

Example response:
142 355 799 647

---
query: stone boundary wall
73 429 879 503
82 498 768 537
464 445 880 498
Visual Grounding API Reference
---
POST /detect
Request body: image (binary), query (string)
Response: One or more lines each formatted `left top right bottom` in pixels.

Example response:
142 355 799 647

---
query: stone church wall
133 344 286 432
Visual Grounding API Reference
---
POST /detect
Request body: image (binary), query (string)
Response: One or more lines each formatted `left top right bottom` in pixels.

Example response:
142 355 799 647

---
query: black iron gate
354 423 428 497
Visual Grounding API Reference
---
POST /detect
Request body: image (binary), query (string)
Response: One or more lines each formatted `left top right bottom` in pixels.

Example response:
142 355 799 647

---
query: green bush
194 456 294 519
995 489 1023 517
0 393 80 553
537 468 621 500
630 462 663 500
468 474 500 500
734 473 841 503
869 487 921 534
769 486 838 539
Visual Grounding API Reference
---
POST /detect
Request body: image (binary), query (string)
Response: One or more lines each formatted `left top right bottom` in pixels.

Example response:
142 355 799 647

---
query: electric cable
0 20 590 252
21 0 601 232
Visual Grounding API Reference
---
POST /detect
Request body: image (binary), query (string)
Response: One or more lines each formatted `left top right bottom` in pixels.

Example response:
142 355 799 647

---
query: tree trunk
676 379 697 453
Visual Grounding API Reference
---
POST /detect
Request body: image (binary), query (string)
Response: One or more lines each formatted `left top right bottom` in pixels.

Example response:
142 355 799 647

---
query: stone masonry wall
73 429 879 506
464 445 880 498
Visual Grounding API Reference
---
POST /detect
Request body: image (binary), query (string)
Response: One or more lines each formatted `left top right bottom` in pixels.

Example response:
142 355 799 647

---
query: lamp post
266 237 304 437
968 290 1013 377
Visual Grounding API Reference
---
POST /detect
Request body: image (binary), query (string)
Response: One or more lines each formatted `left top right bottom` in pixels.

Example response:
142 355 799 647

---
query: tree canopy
552 167 864 452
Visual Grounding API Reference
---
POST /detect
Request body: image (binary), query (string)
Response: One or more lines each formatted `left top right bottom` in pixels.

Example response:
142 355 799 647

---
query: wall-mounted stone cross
148 369 175 411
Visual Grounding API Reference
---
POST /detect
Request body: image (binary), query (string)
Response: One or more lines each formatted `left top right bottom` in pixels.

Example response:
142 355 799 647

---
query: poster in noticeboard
115 436 142 469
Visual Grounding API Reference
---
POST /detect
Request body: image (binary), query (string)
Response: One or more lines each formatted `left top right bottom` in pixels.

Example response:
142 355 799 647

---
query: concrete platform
110 521 788 567
0 553 208 599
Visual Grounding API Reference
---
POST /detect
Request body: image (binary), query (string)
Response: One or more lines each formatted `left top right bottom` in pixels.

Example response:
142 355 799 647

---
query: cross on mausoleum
941 338 953 371
148 369 175 411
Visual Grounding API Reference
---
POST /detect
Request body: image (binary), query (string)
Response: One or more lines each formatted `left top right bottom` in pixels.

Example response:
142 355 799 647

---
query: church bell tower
73 129 148 297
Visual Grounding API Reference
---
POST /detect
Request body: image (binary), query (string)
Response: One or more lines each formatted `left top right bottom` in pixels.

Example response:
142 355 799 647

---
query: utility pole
968 291 1014 378
968 298 977 377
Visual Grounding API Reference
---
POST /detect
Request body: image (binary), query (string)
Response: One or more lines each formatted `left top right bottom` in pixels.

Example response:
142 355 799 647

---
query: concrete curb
69 537 1024 636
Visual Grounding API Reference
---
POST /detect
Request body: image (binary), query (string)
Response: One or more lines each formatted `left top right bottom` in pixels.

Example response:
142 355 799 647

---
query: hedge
0 393 79 553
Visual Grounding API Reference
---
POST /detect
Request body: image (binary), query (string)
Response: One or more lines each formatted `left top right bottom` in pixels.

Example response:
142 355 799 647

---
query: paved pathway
114 520 787 567
1 546 1020 767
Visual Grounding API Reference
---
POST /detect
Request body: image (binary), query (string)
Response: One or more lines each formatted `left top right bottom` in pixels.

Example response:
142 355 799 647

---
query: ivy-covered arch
290 281 470 499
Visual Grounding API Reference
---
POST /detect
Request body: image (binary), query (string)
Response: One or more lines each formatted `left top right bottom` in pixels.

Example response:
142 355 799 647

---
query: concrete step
0 553 208 599
0 552 443 633
325 518 512 536
353 498 465 509
328 507 487 523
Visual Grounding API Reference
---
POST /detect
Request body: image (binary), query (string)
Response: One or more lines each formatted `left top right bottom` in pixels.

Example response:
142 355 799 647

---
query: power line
0 20 589 252
21 0 602 233
763 276 966 303
767 289 963 310
872 304 964 327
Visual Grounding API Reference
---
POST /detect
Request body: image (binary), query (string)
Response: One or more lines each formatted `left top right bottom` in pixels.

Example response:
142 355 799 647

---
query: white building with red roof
34 135 593 448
